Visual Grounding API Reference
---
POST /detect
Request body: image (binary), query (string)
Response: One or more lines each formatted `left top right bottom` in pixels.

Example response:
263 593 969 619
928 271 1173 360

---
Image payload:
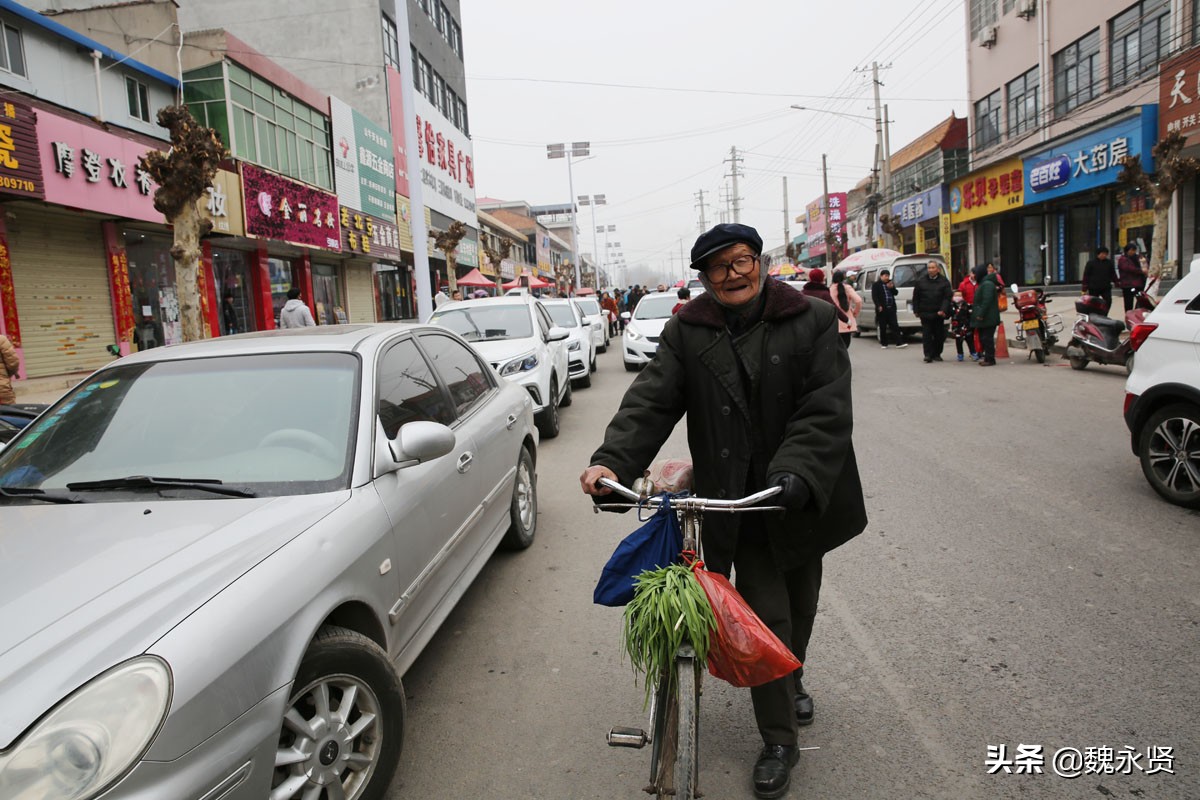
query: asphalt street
387 335 1200 800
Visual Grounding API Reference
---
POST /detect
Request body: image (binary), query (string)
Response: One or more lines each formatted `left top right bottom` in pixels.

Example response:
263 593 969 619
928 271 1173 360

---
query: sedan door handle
457 452 474 473
506 413 518 430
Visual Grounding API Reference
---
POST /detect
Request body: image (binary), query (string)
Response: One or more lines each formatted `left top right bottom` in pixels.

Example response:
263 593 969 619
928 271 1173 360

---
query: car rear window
430 305 533 341
543 303 579 328
634 294 678 320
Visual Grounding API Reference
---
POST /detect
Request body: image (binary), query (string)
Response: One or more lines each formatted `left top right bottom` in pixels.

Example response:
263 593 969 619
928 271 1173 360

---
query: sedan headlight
568 340 581 351
499 352 539 376
0 657 172 800
626 328 643 341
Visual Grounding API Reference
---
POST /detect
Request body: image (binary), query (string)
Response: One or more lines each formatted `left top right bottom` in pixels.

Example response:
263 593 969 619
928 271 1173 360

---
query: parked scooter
1010 283 1063 363
1065 291 1155 374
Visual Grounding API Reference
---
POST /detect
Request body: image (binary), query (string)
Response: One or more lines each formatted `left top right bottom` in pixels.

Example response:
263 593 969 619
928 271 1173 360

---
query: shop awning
503 271 551 289
456 268 497 287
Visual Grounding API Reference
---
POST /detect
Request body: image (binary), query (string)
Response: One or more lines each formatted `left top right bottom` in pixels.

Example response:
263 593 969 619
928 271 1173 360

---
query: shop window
974 90 1002 150
382 13 400 70
212 248 258 335
1110 0 1170 89
0 22 25 78
126 77 150 123
1053 29 1100 117
1021 215 1046 284
312 263 346 325
1006 66 1039 137
268 257 295 326
125 232 182 350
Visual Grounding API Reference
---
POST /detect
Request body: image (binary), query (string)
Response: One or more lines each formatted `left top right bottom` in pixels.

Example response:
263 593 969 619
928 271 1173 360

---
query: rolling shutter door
346 261 376 324
8 208 115 378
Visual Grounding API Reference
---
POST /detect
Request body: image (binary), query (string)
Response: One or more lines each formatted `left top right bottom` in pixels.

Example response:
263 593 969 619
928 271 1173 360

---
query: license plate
1021 319 1040 331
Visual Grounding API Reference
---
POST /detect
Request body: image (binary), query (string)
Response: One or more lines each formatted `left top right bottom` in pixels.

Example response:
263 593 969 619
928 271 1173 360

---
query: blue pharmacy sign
1023 106 1158 203
890 186 945 226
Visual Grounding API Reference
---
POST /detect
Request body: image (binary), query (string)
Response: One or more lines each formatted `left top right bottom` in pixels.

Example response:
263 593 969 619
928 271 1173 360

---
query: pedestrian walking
870 269 907 348
958 270 978 305
601 291 621 334
949 290 977 361
0 333 19 404
969 264 1000 366
830 268 863 348
434 287 450 308
799 269 848 324
1117 242 1147 313
911 260 953 362
581 222 866 800
1081 246 1114 314
278 287 317 328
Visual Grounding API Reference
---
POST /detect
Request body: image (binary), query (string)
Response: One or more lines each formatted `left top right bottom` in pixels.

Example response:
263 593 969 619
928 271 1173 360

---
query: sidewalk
11 371 93 405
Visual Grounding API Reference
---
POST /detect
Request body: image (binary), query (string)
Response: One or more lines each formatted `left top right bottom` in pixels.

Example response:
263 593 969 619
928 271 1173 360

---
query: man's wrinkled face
703 243 761 307
926 262 940 278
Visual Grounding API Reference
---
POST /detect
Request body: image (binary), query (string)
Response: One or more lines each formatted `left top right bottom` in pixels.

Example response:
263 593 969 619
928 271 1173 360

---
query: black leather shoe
753 745 799 799
794 690 814 726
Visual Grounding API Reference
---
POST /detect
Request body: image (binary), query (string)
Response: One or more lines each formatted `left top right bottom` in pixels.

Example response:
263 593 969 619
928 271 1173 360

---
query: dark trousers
1121 287 1143 314
877 306 902 345
732 532 823 747
839 332 852 348
976 325 996 362
919 314 946 358
1090 288 1112 314
954 335 974 357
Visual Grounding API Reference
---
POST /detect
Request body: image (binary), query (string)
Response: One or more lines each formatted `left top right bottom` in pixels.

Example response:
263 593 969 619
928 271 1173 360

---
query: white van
853 254 948 339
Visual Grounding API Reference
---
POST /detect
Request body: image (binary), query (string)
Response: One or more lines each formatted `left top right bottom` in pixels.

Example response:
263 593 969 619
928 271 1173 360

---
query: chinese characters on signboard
339 207 402 261
198 170 245 237
0 100 43 200
330 96 396 218
385 66 411 198
805 192 847 258
948 158 1024 224
412 92 477 229
1022 108 1155 204
241 163 341 251
1159 46 1200 141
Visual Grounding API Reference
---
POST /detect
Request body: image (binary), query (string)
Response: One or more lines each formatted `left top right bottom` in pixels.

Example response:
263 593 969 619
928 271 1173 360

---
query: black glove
768 472 810 511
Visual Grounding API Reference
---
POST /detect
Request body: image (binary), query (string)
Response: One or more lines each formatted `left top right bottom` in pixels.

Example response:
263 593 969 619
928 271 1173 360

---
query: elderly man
581 223 867 799
910 260 953 362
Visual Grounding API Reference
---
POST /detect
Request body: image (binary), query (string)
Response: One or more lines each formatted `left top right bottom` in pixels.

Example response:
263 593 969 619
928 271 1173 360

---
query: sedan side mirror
547 325 570 342
620 312 631 322
376 420 455 476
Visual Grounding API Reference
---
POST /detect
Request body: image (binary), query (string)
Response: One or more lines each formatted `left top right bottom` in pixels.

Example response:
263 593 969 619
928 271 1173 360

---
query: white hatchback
623 292 679 371
430 297 572 438
1123 266 1200 509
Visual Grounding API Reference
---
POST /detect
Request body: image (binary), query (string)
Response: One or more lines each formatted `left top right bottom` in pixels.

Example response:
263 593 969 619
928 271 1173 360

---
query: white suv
430 297 571 438
1123 266 1200 509
574 296 610 352
540 298 597 389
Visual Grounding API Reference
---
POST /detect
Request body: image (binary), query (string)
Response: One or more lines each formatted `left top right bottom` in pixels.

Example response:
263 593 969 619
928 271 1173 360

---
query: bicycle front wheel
651 651 699 799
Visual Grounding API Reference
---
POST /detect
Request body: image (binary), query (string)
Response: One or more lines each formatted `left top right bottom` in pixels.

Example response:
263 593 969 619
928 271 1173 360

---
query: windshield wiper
66 476 258 498
0 486 88 504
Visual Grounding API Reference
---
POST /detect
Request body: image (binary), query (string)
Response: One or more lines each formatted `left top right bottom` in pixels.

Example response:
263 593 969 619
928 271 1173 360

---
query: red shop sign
0 100 44 200
241 163 342 251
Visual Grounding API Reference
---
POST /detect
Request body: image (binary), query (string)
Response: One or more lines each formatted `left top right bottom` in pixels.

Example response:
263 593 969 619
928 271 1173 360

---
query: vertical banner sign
101 224 136 348
0 229 20 346
1056 214 1067 283
384 66 411 198
412 92 476 228
915 225 925 253
939 214 952 272
0 99 44 199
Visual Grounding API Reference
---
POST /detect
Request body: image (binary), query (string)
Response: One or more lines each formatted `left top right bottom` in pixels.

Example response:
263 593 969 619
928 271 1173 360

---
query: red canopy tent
502 271 551 290
455 268 497 288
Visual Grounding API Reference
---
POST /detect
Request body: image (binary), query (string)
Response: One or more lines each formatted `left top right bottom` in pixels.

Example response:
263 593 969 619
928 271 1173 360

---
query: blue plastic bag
593 496 684 607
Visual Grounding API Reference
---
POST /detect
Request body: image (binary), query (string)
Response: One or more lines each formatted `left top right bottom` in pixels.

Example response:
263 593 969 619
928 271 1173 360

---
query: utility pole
782 176 790 255
821 153 831 269
695 189 708 231
719 186 731 224
725 146 744 223
883 102 893 200
870 62 893 202
679 237 686 281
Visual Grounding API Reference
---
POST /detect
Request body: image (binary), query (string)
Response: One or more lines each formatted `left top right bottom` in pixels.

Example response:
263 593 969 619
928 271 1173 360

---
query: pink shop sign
241 163 342 251
38 110 163 223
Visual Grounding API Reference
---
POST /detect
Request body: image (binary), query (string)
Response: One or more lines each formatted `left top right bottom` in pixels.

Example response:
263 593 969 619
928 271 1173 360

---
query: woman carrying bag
830 269 863 349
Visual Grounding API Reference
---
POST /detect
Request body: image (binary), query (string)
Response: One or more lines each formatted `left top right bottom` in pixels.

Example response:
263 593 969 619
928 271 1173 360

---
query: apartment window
413 0 430 14
417 55 431 99
457 98 469 136
0 21 25 77
435 2 446 35
1002 0 1018 11
1053 29 1100 117
451 21 463 59
970 0 997 40
227 63 332 189
448 87 460 129
126 76 150 122
1006 66 1039 137
974 89 1002 150
1110 0 1170 89
433 74 446 117
382 13 400 70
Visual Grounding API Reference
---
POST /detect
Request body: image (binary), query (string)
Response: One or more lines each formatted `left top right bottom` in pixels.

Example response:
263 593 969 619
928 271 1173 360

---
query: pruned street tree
482 237 513 293
138 105 227 342
1117 129 1200 280
433 220 468 294
878 212 904 251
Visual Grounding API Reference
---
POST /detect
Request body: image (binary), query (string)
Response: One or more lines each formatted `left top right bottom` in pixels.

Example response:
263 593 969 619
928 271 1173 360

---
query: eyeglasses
704 254 758 280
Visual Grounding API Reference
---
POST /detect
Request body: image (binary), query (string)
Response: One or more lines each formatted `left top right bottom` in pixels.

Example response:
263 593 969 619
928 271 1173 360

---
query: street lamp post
547 142 590 292
579 194 606 289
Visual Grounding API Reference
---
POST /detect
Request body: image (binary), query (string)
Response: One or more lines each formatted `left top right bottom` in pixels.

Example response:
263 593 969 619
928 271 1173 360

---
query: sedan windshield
634 295 678 320
431 305 533 341
544 304 579 328
0 353 359 499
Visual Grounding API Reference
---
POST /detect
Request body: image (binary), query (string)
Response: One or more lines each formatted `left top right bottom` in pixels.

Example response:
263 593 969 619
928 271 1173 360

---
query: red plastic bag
691 562 802 688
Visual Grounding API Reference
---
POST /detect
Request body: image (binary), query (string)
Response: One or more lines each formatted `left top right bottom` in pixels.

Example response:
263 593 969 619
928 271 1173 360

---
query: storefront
890 186 948 259
1021 105 1158 285
950 157 1025 286
338 206 403 323
1159 48 1200 276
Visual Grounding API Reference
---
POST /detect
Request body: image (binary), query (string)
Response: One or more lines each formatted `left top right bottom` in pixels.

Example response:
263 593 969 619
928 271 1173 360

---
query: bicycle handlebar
595 477 783 512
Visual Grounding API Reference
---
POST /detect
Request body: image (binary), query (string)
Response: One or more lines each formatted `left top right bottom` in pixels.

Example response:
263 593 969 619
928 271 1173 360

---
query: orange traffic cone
994 322 1010 359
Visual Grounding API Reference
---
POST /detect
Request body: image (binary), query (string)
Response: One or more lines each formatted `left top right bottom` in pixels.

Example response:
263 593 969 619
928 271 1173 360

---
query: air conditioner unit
1016 0 1037 19
980 25 998 47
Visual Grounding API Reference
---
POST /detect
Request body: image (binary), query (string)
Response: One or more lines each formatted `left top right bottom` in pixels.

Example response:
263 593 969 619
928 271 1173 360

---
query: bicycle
595 474 782 799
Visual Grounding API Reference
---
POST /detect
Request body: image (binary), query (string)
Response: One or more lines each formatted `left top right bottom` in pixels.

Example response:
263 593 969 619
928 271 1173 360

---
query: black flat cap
690 223 763 269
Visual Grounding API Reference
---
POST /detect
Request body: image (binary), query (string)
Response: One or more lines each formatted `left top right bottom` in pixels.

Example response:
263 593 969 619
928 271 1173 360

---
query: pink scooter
1065 291 1155 374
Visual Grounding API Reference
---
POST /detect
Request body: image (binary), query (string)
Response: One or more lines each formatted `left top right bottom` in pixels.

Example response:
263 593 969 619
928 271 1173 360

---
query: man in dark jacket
581 223 867 799
1081 246 1115 313
870 269 906 348
911 260 953 362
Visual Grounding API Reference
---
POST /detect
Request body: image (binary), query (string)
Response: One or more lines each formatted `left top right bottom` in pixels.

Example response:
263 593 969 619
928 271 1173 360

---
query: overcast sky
458 0 968 285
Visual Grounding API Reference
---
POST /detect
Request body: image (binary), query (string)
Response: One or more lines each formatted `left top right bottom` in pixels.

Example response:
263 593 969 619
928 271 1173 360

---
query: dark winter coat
949 300 972 338
1117 254 1146 290
969 277 1001 328
1081 257 1115 294
589 278 867 573
799 281 849 323
871 278 896 311
911 272 953 317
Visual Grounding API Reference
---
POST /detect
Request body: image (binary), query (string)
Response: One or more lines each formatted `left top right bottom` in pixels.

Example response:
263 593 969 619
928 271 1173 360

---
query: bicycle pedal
607 726 649 748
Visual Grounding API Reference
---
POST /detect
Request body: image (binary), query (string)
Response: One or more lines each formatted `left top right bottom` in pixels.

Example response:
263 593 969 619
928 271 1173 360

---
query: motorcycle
1009 283 1063 364
1065 291 1155 374
0 403 47 445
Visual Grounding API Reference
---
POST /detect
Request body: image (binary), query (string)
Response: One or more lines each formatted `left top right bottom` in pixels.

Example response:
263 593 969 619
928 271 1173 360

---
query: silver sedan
0 324 539 800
